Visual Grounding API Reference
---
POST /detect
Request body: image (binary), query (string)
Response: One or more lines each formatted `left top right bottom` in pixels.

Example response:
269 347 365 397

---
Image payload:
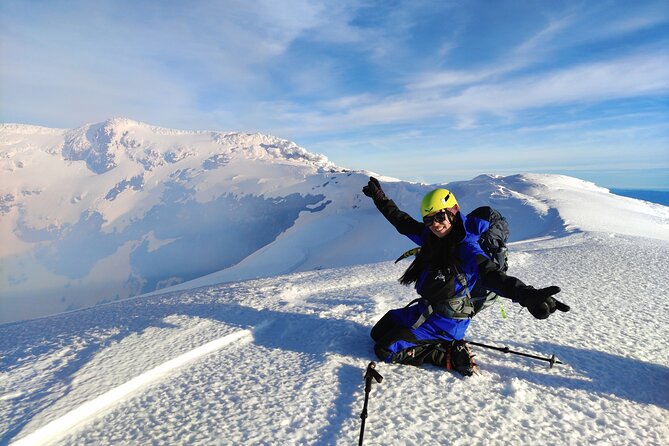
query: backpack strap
452 264 475 316
409 299 435 330
453 265 473 300
408 264 475 329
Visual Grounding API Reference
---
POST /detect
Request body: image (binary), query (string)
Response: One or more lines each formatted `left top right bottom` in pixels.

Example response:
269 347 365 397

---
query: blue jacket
373 198 524 353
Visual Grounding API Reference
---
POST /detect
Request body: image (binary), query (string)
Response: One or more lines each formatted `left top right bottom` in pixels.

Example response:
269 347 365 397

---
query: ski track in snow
1 233 669 445
10 329 255 446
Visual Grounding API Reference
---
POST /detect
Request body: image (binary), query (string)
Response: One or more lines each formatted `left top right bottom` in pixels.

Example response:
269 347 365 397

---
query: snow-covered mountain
1 118 344 323
2 118 668 324
2 119 668 445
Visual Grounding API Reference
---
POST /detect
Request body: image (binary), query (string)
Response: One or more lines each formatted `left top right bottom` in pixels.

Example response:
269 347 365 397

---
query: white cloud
2 0 668 190
280 50 669 133
449 52 669 114
407 68 495 90
583 5 669 41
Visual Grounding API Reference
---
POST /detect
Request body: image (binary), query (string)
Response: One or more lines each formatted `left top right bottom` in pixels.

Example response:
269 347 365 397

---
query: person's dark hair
399 213 464 286
399 233 455 286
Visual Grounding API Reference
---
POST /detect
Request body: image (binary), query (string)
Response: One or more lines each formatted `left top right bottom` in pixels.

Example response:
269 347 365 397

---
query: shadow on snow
4 285 666 445
478 340 669 410
0 286 374 445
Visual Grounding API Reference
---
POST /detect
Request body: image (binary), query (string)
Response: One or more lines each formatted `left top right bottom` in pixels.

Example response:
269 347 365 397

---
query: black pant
371 311 450 367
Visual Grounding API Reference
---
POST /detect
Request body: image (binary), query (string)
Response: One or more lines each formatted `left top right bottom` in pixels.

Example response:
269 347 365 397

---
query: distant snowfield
161 171 669 294
2 231 668 445
3 118 669 324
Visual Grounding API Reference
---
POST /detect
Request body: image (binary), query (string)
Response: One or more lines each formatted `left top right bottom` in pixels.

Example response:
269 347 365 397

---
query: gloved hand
515 286 570 319
362 177 387 202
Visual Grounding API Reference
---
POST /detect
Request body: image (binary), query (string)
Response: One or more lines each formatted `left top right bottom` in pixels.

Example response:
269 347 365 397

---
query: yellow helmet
420 188 458 217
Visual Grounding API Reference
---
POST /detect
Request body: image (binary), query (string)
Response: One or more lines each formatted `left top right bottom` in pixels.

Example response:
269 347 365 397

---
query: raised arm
362 177 424 237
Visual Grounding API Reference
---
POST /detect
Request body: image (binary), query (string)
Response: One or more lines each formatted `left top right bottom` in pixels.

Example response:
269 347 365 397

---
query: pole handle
365 362 383 384
359 362 383 446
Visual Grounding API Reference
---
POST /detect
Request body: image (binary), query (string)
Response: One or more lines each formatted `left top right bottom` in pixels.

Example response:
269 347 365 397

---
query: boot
445 340 478 376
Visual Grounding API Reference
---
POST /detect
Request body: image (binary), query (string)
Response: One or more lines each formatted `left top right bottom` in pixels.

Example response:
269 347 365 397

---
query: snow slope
2 119 668 444
1 231 668 445
2 119 668 324
179 171 668 292
1 118 341 323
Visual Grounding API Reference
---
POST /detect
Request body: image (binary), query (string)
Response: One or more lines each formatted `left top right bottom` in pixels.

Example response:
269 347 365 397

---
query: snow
3 120 668 324
0 119 344 323
10 329 255 446
2 119 668 445
2 232 668 445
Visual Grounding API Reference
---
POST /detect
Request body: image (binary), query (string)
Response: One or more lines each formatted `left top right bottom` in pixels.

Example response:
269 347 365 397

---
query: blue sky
1 0 668 188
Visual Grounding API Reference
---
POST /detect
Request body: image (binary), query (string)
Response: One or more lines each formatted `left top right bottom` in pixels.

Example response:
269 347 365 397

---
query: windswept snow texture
2 119 668 323
1 232 668 445
2 119 669 444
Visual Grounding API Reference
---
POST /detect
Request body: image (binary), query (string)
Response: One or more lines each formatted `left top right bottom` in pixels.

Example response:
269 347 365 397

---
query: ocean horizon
610 188 669 207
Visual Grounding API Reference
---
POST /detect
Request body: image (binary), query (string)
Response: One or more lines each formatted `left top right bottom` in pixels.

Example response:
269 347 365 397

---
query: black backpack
393 205 510 269
466 206 510 314
467 206 509 271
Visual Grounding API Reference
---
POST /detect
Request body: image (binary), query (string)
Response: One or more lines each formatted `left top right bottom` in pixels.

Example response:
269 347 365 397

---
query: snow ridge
10 329 255 446
1 119 668 325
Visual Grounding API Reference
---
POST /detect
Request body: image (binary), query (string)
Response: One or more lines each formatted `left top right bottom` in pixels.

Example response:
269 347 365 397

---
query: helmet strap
447 204 459 223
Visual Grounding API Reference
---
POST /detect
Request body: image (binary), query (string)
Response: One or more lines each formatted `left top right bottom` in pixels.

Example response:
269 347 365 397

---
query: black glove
362 177 387 202
515 286 570 319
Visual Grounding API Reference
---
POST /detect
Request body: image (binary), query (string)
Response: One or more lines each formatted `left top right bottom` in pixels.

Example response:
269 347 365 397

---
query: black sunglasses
423 209 451 226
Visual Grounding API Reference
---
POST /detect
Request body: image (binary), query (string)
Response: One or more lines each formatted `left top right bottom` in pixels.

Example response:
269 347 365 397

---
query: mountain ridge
2 118 338 175
1 119 668 324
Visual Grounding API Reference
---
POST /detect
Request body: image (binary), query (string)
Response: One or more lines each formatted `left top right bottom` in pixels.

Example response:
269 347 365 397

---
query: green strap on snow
500 301 507 319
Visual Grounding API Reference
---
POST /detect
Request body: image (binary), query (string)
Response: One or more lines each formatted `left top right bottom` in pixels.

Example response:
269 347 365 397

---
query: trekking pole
359 362 383 446
468 340 564 368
